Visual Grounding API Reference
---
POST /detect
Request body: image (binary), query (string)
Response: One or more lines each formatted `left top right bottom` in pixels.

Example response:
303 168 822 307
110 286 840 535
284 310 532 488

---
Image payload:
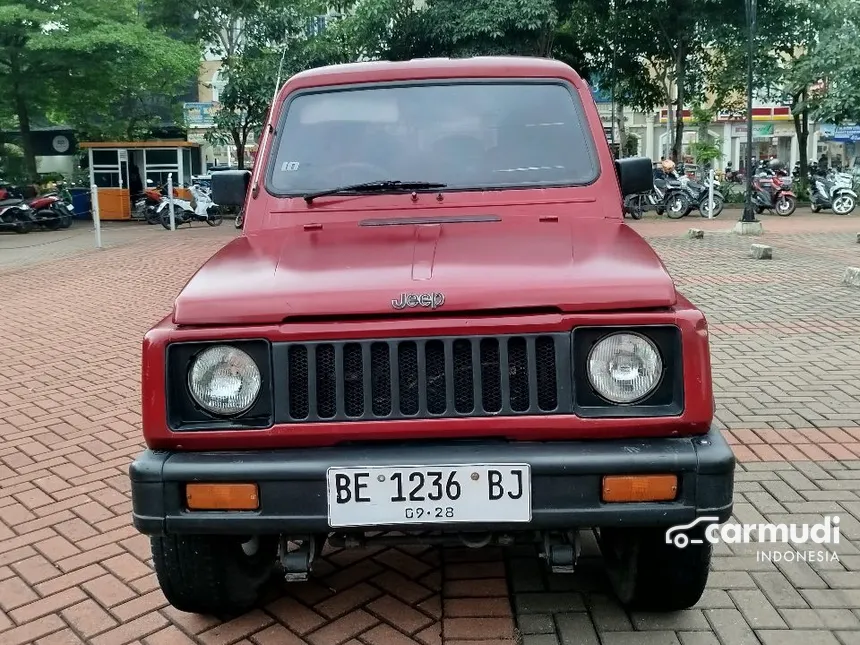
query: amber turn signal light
601 474 678 503
186 483 260 510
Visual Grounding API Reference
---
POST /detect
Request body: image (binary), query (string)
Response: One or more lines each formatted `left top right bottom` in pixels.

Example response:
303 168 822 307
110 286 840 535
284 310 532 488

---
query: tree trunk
616 99 626 158
671 38 687 162
792 90 809 191
11 55 37 181
233 129 244 170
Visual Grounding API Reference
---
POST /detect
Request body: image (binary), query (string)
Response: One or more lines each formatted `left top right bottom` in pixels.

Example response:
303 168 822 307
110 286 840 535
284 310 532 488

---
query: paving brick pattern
0 213 858 644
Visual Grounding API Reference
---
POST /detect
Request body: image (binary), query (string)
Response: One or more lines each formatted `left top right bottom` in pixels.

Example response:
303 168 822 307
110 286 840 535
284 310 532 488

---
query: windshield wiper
303 180 447 203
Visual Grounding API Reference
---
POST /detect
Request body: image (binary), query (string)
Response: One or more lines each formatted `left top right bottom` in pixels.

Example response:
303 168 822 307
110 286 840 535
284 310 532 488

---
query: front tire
699 194 724 217
775 195 797 216
666 193 690 219
151 534 277 615
598 525 711 611
832 194 856 215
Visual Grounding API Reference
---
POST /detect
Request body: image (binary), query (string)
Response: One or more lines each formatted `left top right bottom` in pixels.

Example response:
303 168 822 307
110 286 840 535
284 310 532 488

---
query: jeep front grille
275 334 571 422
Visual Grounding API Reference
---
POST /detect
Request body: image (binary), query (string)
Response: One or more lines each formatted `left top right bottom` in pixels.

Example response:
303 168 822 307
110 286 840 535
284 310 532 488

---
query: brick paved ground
1 212 859 644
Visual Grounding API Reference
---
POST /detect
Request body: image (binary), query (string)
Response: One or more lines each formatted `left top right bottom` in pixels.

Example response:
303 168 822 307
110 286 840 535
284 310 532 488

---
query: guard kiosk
80 141 201 220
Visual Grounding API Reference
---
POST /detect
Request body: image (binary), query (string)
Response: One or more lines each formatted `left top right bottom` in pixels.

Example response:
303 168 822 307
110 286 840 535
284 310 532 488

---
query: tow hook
279 535 319 582
540 530 580 574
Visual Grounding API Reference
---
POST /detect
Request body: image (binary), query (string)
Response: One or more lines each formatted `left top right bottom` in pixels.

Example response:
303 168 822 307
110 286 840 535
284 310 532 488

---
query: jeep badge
391 292 445 310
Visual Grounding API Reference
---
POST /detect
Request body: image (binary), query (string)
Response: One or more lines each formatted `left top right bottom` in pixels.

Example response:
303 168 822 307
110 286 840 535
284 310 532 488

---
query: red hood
172 217 676 326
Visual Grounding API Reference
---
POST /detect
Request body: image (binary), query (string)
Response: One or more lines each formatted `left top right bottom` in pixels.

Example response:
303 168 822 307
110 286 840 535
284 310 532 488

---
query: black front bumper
130 426 735 536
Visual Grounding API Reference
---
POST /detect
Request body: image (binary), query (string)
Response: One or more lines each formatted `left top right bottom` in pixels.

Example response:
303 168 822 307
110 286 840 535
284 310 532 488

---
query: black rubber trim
572 325 684 418
130 426 735 536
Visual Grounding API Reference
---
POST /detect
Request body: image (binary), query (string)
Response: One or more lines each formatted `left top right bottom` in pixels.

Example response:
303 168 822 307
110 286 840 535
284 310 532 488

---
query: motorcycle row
624 158 801 220
134 179 228 228
0 183 77 234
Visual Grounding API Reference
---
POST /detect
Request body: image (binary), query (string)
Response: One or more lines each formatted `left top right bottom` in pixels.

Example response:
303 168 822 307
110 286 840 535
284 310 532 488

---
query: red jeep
130 57 734 615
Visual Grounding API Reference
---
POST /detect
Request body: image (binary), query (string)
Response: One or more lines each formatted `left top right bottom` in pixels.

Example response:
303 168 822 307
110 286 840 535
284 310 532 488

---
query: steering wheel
326 162 390 185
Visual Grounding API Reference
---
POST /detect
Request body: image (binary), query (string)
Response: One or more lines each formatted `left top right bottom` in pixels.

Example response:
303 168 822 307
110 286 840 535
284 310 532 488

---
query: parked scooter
810 170 857 214
751 160 797 216
156 183 223 228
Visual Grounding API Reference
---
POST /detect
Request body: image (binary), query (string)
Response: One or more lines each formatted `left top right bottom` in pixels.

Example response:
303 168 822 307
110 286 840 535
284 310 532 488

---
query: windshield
268 81 599 195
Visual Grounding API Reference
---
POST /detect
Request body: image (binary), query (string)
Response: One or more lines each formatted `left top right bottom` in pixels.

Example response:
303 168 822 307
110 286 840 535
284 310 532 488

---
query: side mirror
616 157 654 196
211 170 251 207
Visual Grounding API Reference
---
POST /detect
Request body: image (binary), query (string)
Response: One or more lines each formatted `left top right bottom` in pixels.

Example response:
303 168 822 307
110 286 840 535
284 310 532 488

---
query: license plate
326 464 531 528
66 204 74 212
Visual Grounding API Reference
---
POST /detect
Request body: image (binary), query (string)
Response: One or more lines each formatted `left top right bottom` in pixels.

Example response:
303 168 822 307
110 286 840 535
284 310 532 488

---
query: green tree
0 0 199 178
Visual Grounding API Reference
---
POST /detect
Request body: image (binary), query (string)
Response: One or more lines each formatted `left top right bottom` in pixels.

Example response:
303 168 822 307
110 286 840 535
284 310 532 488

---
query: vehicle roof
285 56 586 90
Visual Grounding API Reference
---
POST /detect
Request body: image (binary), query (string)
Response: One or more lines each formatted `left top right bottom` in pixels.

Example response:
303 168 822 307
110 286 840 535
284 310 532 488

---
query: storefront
734 122 794 172
80 141 202 220
655 105 798 170
817 124 860 169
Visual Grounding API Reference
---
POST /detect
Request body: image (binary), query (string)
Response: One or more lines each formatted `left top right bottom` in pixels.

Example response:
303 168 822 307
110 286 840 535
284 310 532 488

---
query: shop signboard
184 102 217 127
819 124 860 142
732 123 774 139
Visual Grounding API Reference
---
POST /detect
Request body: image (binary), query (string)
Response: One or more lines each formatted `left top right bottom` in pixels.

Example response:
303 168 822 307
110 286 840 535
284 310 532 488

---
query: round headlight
188 345 261 415
587 333 663 404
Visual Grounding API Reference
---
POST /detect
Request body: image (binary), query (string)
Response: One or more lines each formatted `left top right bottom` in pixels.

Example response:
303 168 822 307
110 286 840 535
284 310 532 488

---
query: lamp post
741 0 758 222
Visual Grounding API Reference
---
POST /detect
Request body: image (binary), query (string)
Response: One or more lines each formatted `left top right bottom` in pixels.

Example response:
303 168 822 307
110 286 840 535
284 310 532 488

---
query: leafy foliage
0 0 199 178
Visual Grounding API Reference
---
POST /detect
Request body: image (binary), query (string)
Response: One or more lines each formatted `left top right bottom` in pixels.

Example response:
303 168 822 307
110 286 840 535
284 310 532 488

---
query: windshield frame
263 77 601 199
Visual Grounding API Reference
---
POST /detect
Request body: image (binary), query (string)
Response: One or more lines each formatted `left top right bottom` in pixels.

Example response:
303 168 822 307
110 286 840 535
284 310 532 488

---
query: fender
778 189 796 197
836 188 858 198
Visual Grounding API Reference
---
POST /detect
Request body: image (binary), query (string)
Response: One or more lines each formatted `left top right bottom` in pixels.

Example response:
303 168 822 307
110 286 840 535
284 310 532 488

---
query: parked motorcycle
751 161 797 216
810 171 857 215
30 193 74 230
0 200 36 233
156 183 223 229
674 175 724 217
133 181 166 224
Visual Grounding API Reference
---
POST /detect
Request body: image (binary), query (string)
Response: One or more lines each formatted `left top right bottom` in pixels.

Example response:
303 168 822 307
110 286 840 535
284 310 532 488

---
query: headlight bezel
166 339 273 431
572 325 683 418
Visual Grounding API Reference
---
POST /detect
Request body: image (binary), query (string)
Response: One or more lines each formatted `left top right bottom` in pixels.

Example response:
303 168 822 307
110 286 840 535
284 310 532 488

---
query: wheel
666 193 690 219
775 195 797 216
146 207 161 225
59 213 72 228
699 194 724 217
151 534 277 615
14 211 35 233
655 207 664 216
235 211 244 229
206 207 223 226
598 525 711 611
35 209 60 230
811 203 822 213
832 194 856 215
630 206 643 220
160 210 172 230
755 206 764 215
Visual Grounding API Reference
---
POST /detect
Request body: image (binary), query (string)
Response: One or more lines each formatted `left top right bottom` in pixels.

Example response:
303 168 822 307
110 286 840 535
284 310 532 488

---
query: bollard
707 168 715 219
91 184 102 249
750 243 772 260
167 174 176 231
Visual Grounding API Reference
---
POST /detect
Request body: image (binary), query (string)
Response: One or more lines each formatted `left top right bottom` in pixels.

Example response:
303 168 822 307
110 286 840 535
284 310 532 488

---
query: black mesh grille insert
283 334 563 422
